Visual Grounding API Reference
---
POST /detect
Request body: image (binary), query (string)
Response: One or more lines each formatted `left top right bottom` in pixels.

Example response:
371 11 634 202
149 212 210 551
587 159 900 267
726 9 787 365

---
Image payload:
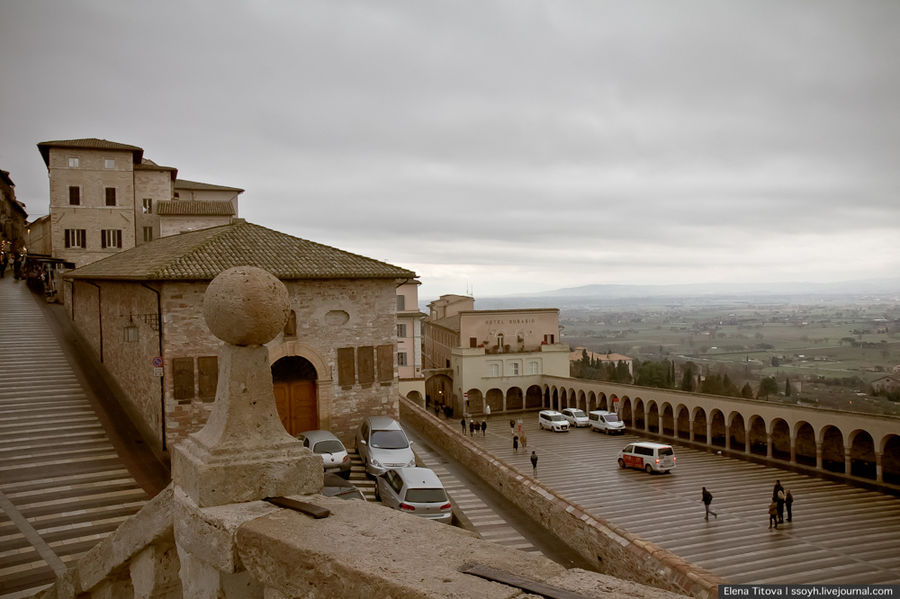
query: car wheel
618 458 625 469
645 464 653 474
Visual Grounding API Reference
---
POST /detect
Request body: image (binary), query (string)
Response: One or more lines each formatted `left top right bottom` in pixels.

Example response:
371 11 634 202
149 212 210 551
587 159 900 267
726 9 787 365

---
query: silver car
296 430 351 476
374 467 452 523
355 416 416 476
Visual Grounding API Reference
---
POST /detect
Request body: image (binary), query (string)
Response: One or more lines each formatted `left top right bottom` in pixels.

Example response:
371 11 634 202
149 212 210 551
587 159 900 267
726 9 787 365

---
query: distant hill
459 278 900 310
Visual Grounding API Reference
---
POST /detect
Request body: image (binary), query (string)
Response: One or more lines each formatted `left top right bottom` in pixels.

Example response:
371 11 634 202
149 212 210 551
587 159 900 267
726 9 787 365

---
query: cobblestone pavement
0 277 148 599
470 414 900 584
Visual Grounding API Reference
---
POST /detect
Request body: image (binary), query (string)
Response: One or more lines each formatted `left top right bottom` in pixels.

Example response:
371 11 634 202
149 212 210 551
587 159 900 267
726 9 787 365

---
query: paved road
0 277 158 599
467 415 900 584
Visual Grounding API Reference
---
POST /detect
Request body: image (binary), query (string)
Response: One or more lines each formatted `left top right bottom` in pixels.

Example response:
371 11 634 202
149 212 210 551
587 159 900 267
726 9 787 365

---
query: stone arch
268 340 329 382
525 385 543 409
506 386 524 411
710 410 726 448
771 418 791 461
661 404 675 437
578 390 587 412
486 388 504 414
465 388 483 413
849 429 876 479
599 392 609 411
882 435 900 485
271 355 318 435
675 405 690 440
406 389 423 403
620 397 633 427
821 425 844 473
692 407 707 444
633 398 645 430
794 421 816 467
647 401 659 433
425 374 454 414
728 412 746 452
551 388 559 411
543 385 551 409
588 391 597 412
748 415 767 456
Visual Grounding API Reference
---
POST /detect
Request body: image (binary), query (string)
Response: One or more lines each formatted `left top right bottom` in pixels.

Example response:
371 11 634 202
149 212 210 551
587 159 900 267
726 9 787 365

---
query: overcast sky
1 1 898 299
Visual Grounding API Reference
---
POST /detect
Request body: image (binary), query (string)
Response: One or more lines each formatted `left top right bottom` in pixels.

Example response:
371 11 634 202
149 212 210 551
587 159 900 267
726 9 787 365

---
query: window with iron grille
143 226 153 242
101 229 122 249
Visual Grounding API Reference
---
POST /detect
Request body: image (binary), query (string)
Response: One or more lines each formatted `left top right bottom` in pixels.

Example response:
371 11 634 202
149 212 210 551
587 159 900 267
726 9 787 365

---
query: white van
617 442 676 473
588 410 625 434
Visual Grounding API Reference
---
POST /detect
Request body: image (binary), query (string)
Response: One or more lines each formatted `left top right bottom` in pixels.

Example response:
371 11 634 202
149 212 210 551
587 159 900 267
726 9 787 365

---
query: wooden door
273 380 318 435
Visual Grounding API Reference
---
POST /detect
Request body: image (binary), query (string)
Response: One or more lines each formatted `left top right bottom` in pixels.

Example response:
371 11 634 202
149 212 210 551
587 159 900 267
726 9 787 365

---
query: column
876 452 883 483
789 435 796 465
689 419 695 442
844 449 852 476
816 442 823 470
766 433 773 458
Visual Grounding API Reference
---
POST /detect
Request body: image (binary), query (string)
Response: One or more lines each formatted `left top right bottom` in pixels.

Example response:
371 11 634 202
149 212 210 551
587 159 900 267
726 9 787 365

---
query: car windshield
571 410 586 418
603 414 620 423
405 488 448 503
659 447 674 456
549 414 566 421
370 430 409 449
313 440 345 454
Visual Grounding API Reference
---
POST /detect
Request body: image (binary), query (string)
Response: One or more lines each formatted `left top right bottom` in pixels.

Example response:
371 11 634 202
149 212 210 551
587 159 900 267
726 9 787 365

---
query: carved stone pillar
845 449 853 476
766 433 773 459
172 267 322 599
689 418 695 442
816 442 823 470
876 452 883 482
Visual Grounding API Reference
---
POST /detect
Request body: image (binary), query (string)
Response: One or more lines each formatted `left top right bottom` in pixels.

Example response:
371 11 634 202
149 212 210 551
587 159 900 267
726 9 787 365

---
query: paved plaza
455 413 900 584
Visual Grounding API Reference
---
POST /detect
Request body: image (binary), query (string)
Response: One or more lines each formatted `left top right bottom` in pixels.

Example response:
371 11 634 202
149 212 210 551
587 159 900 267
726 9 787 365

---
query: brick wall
69 276 401 457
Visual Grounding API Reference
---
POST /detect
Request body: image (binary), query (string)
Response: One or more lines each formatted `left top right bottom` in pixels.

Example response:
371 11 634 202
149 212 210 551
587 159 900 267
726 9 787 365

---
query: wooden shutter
197 356 218 400
358 346 374 384
337 347 355 386
173 358 195 400
377 344 393 382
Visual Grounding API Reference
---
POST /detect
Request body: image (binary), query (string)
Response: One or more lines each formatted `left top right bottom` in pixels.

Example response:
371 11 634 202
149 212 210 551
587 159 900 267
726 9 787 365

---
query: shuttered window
357 346 374 384
198 356 218 401
377 344 393 382
68 186 80 205
173 358 195 400
105 187 116 206
337 347 355 386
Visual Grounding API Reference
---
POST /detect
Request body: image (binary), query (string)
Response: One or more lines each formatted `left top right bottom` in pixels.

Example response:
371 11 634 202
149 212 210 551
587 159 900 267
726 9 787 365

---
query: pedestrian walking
485 404 491 416
480 419 487 436
530 451 538 476
701 487 717 520
513 435 519 453
12 254 22 280
460 418 466 435
768 500 779 529
776 488 785 523
520 430 527 449
469 419 477 436
785 490 793 522
0 253 7 278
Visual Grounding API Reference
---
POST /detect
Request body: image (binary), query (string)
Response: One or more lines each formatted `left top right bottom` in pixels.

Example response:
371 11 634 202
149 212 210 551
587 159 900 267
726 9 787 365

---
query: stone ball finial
203 266 290 346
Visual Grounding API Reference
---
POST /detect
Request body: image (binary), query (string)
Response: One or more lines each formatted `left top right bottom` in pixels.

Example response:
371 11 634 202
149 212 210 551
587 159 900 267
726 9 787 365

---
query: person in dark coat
513 434 519 453
0 253 7 278
480 419 487 436
768 500 779 529
460 418 466 434
12 254 22 280
785 490 793 522
701 487 717 520
530 451 538 476
773 480 785 523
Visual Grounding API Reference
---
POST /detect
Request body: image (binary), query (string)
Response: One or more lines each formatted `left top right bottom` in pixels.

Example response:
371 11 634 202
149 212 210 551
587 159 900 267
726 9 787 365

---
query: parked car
588 410 625 434
617 442 676 473
322 473 365 500
560 407 590 427
355 416 416 476
374 467 452 523
296 430 351 476
537 410 570 432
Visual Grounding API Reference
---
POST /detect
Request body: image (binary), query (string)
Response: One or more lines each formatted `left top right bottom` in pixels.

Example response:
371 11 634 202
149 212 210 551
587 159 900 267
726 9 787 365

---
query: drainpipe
83 281 103 363
141 282 166 452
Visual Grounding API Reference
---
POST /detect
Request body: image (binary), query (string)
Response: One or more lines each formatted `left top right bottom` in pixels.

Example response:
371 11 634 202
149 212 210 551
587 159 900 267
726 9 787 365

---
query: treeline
570 350 768 399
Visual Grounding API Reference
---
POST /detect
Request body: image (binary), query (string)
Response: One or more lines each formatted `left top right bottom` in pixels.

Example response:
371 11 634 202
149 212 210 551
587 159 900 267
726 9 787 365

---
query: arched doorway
272 355 318 435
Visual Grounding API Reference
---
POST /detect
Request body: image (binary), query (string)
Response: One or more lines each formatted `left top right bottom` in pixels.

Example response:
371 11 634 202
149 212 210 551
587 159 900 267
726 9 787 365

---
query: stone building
569 347 634 377
0 169 28 254
63 219 416 460
36 138 242 268
396 280 426 403
422 294 569 415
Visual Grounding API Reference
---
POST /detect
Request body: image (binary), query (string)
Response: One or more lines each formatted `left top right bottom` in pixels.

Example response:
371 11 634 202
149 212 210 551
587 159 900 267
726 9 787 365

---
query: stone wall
67 276 401 457
400 397 723 599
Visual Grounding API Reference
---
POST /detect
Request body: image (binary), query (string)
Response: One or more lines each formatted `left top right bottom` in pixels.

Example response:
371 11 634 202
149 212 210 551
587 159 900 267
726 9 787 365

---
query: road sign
152 356 163 368
153 367 163 377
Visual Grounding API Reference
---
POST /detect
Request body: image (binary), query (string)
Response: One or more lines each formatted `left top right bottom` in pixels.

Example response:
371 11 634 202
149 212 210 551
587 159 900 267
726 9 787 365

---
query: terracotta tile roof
157 200 235 216
63 220 416 282
37 138 144 166
175 178 244 193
